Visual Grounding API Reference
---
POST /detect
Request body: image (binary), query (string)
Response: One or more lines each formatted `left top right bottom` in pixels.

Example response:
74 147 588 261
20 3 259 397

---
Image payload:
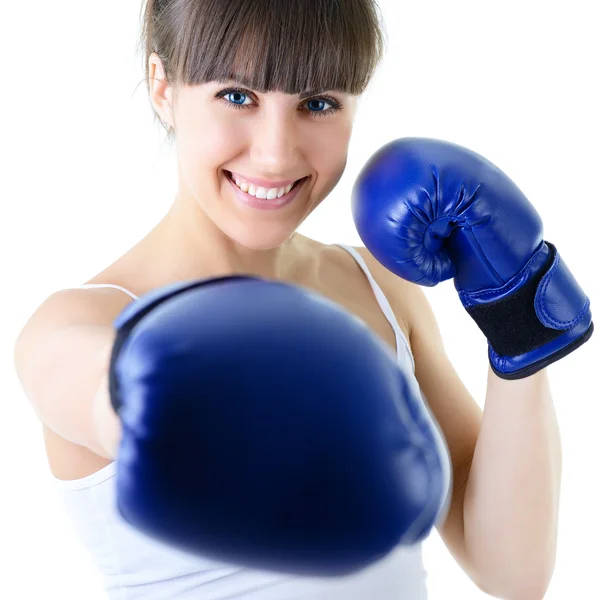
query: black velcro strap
464 243 563 357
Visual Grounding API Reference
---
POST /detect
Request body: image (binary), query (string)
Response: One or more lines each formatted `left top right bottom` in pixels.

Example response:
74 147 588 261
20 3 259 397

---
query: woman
14 0 562 598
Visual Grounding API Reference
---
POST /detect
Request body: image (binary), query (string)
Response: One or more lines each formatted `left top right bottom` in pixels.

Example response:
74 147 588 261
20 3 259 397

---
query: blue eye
215 87 342 118
225 90 250 106
308 98 327 112
307 99 327 112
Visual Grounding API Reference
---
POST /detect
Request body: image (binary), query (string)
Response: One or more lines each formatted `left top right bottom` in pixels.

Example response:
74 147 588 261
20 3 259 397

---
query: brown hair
136 0 387 142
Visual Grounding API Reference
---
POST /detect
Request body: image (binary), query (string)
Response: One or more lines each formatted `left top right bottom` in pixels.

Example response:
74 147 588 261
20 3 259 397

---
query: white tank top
51 243 428 599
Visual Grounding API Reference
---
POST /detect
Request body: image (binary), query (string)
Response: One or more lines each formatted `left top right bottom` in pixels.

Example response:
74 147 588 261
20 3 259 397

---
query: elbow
474 537 557 599
478 570 553 599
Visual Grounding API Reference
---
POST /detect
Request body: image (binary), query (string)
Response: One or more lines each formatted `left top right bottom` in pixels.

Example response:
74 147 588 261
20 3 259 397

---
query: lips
225 171 306 193
225 170 309 211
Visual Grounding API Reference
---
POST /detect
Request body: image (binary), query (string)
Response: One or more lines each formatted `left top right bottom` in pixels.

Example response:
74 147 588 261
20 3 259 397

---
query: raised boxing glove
352 137 593 379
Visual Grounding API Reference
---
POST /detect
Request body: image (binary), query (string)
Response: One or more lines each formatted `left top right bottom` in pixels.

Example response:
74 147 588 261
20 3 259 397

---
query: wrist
457 241 593 378
92 370 122 460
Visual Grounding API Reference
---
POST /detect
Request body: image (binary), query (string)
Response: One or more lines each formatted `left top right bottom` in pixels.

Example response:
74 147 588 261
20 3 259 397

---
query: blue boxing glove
352 137 593 379
109 276 451 576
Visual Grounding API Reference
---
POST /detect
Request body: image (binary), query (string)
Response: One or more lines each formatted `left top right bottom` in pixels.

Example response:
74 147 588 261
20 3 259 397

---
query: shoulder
347 245 429 343
14 285 135 374
308 242 418 347
18 285 134 340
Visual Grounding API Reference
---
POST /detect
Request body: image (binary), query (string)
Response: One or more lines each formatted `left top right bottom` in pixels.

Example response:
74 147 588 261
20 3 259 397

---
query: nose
249 110 302 176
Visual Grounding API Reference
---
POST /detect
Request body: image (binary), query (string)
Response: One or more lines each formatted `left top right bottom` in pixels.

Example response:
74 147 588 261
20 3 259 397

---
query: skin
146 52 359 279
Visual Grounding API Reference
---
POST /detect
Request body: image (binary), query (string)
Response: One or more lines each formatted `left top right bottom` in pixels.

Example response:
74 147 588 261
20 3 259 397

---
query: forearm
92 367 122 460
463 367 562 599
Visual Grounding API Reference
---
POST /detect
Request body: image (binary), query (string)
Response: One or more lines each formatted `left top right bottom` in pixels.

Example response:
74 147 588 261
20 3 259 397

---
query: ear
148 52 175 129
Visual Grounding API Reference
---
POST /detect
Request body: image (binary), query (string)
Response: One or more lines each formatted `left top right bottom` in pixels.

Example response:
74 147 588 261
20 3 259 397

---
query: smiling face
160 75 358 249
143 0 384 251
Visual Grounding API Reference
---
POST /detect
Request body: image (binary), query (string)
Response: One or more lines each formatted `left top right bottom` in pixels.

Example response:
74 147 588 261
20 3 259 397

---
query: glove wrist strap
457 241 593 378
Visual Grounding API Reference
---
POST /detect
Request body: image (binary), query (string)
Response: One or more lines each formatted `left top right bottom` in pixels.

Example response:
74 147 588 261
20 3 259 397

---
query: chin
225 225 296 251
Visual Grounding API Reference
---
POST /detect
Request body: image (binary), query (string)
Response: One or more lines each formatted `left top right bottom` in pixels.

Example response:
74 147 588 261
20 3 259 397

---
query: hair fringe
136 0 387 142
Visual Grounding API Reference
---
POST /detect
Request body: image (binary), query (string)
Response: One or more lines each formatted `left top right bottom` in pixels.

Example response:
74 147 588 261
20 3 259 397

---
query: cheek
178 110 244 165
307 124 352 177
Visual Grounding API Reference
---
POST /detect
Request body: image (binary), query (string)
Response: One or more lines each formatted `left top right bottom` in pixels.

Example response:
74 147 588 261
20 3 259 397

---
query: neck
149 193 306 282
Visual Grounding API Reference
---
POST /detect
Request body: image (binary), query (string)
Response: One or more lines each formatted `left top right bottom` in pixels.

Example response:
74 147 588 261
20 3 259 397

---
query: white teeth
231 173 297 199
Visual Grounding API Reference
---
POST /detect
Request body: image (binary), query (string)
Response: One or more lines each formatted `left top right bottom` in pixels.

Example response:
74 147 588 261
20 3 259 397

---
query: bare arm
463 367 561 599
14 289 130 460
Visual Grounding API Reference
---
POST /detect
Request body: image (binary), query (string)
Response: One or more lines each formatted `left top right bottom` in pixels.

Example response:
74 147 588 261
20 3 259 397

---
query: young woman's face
168 79 359 249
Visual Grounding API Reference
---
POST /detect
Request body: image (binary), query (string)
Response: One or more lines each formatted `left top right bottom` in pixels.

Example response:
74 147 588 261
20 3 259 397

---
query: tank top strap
69 283 140 301
68 254 415 373
332 244 415 373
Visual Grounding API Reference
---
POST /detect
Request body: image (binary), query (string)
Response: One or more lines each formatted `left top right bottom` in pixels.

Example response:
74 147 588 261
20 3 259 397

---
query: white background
2 0 599 598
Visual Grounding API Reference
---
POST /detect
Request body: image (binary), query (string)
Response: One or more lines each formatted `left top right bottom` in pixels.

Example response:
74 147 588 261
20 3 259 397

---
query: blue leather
352 137 592 378
351 138 546 291
109 276 452 576
535 248 590 330
457 243 590 329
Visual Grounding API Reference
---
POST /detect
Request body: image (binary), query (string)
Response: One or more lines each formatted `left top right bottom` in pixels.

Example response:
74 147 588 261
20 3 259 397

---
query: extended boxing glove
352 137 593 379
109 276 452 576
